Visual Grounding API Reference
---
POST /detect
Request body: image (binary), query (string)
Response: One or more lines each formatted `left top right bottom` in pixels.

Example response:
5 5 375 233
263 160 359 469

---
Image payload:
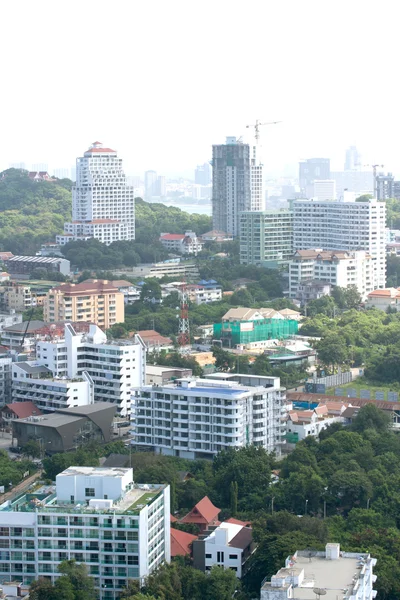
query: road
0 469 43 505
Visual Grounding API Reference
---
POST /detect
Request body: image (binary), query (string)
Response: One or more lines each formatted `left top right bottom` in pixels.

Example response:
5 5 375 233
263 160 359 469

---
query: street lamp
305 499 309 515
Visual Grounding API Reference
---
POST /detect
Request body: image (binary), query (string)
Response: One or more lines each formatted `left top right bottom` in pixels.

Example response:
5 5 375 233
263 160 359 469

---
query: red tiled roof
225 517 251 527
136 330 172 346
1 402 42 419
170 528 197 557
180 496 220 525
368 288 400 298
170 514 178 523
160 234 185 241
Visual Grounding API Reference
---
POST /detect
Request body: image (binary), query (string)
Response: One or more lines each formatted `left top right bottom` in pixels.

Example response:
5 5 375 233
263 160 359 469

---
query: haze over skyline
2 0 399 177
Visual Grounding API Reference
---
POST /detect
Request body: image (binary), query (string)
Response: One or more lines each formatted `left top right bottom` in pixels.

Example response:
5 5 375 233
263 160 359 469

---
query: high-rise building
195 162 212 185
313 179 336 200
0 466 170 598
156 175 166 197
132 374 287 459
292 198 386 289
250 146 264 211
239 210 294 267
57 142 135 246
212 137 251 236
344 145 360 171
9 162 26 170
44 280 125 330
145 170 158 199
331 171 374 199
376 172 395 200
299 158 330 197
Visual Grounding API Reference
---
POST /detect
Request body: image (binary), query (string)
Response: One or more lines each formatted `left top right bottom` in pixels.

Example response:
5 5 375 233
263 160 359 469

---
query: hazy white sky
1 0 399 177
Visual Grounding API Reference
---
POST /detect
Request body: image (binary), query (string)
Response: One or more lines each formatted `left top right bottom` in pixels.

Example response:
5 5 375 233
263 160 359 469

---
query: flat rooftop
58 466 131 479
262 552 371 600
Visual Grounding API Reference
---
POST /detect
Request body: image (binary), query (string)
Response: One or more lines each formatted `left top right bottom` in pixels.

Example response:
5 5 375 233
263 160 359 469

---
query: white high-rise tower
250 145 264 211
57 142 135 245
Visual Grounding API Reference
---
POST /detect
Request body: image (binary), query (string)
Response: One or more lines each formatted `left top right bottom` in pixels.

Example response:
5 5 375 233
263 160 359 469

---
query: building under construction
213 317 298 348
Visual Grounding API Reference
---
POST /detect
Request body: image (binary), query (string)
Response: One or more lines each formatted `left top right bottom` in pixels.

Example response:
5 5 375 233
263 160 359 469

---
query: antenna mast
178 281 190 349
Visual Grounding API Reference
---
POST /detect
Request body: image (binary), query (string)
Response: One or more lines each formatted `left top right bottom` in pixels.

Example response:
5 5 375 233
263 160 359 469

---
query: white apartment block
35 323 146 417
289 250 374 300
185 284 222 305
12 362 93 412
261 543 377 600
313 179 336 200
132 373 287 460
0 467 170 600
57 142 135 246
292 199 386 288
250 146 264 211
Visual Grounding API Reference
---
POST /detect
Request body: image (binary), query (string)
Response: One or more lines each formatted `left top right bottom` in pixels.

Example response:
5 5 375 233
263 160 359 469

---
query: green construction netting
213 318 298 345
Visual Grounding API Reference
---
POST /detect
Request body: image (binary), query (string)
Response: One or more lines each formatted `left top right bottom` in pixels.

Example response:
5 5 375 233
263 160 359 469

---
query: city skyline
1 1 399 177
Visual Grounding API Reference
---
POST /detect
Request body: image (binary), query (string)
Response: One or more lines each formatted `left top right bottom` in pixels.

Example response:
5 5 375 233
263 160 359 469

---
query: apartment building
184 284 222 305
0 346 12 406
260 543 377 600
292 199 386 288
212 137 251 236
313 179 336 200
57 141 135 245
44 280 124 329
11 361 93 412
0 467 170 600
239 210 294 268
128 261 199 280
1 320 46 354
35 323 146 417
132 373 287 459
159 231 204 255
4 255 70 278
288 250 373 300
0 284 34 311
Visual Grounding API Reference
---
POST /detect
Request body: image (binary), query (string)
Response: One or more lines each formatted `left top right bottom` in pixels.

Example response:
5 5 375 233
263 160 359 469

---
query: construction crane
246 120 282 144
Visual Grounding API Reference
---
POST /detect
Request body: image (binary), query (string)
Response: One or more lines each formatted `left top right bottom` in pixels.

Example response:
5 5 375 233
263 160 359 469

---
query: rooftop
1 402 43 419
262 547 375 600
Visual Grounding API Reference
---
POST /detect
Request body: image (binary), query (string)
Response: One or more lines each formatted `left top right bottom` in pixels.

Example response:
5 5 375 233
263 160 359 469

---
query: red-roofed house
170 528 198 557
286 401 348 444
170 514 178 523
159 231 203 255
1 402 42 427
180 496 220 532
366 287 400 311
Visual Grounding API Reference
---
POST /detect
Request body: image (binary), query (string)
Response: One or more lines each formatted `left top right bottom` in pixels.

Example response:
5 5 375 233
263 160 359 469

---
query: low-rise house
111 280 141 304
171 528 198 558
159 231 203 254
193 521 255 578
180 496 220 533
286 402 348 444
366 287 400 311
0 401 43 427
146 365 192 386
136 330 174 352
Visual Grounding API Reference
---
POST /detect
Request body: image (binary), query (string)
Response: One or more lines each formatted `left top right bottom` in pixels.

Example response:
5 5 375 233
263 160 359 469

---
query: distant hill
0 168 72 255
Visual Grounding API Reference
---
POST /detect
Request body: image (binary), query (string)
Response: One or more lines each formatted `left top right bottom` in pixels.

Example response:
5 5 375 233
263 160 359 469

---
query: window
205 553 212 559
85 488 95 497
217 551 224 563
229 554 238 560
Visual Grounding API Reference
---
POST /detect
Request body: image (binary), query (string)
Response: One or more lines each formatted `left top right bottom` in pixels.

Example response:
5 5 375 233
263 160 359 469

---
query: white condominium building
0 467 170 600
34 323 146 417
289 249 374 300
292 199 386 288
132 373 287 460
11 362 93 412
250 146 264 211
57 141 135 246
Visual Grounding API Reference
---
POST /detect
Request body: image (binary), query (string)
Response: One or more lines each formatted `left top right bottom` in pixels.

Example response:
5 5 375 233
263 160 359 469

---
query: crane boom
246 119 282 143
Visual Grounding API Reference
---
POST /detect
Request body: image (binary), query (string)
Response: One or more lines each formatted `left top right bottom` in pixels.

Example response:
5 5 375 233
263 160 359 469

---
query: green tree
203 566 237 600
22 439 42 459
58 560 96 600
230 480 238 516
351 404 391 434
140 279 162 304
29 578 57 600
315 335 349 371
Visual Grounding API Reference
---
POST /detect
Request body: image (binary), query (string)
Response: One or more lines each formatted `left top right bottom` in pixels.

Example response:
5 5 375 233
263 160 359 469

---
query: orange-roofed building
170 528 198 557
366 287 400 311
180 496 220 532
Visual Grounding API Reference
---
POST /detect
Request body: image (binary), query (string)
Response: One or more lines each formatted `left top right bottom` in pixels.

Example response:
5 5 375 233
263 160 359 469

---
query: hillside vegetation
0 169 72 254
